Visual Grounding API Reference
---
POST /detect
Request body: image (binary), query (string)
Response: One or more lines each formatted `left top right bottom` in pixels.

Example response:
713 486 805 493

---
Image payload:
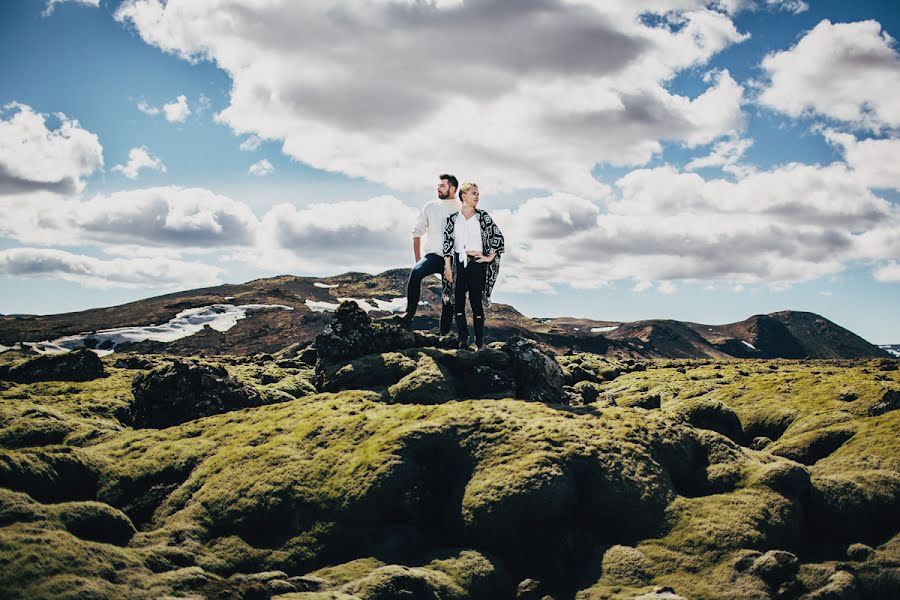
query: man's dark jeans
405 253 453 334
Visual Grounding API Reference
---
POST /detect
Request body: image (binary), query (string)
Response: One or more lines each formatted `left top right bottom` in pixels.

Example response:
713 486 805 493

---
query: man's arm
411 205 428 262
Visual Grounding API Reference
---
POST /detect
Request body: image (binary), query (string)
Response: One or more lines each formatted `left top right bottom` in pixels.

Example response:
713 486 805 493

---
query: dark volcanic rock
504 338 567 405
868 388 899 416
315 301 452 365
1 348 106 383
126 360 275 428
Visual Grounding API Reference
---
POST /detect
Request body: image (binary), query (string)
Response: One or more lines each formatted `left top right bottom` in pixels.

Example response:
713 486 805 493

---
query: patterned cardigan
441 208 505 308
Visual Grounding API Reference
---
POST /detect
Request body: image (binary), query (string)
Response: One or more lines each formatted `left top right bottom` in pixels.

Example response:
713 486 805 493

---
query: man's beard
437 191 449 199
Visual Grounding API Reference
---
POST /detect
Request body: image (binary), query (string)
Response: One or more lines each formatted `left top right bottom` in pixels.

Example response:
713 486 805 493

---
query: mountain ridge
0 271 889 360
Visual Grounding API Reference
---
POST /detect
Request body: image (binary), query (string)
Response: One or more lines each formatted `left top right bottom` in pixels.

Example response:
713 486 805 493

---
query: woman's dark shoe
457 338 470 350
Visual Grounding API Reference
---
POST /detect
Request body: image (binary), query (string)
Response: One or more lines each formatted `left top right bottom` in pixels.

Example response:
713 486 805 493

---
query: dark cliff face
0 272 889 360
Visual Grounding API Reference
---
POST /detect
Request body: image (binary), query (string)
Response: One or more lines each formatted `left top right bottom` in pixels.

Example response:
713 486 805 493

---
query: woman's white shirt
453 211 483 266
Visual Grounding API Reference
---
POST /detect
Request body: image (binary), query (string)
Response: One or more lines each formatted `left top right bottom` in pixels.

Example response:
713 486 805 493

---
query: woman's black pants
454 255 486 346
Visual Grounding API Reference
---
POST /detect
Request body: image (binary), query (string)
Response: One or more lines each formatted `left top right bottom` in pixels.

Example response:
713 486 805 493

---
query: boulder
516 578 545 600
868 388 899 417
747 550 799 587
316 301 451 365
126 360 276 428
617 392 661 410
846 543 874 561
1 348 106 383
600 545 652 587
55 501 136 546
113 355 155 370
750 436 773 451
504 338 567 404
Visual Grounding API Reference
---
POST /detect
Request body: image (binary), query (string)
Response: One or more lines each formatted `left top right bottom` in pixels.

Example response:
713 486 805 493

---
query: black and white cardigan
441 208 505 308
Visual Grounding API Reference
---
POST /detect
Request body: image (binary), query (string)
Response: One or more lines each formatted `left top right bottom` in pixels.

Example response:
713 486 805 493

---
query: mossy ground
0 351 898 599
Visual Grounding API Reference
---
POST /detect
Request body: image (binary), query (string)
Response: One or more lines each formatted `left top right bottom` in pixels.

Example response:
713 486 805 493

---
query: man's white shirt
412 198 461 256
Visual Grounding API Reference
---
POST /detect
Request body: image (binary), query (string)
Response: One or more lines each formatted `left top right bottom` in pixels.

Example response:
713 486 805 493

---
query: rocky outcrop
0 348 106 383
124 360 278 428
315 302 567 405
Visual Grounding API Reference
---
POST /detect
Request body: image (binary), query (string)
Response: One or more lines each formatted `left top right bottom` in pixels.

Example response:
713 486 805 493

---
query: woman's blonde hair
459 182 478 202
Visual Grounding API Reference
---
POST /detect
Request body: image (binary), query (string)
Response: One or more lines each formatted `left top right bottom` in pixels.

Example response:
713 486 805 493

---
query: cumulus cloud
759 20 900 130
251 195 418 274
873 262 900 283
42 0 99 17
0 103 103 195
115 0 748 194
824 130 900 191
112 146 166 179
163 95 191 123
0 186 260 249
240 135 262 152
685 135 754 176
248 159 274 176
135 94 191 123
0 247 222 289
489 160 899 291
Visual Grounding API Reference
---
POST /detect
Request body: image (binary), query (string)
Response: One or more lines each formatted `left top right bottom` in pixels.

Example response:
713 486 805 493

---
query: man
395 174 461 332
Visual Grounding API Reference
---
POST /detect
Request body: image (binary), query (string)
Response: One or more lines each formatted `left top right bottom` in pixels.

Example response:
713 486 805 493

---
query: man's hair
440 173 458 191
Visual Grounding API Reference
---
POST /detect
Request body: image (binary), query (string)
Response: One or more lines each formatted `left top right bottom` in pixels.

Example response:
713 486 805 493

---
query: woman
442 182 505 349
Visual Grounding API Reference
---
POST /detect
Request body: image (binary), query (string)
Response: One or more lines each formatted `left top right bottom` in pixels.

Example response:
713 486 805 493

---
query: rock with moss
1 348 106 383
599 545 653 587
126 359 279 428
669 398 744 444
388 355 455 404
54 501 136 546
0 446 99 502
869 387 900 417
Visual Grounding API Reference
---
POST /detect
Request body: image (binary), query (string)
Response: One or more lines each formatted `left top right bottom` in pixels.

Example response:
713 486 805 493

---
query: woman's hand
474 253 495 263
444 265 453 283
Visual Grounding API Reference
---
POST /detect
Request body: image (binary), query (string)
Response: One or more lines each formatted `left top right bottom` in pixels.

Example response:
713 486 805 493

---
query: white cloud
873 262 900 283
111 146 166 179
0 186 260 249
658 280 678 294
163 94 191 123
115 0 748 195
0 103 103 195
824 130 900 191
240 135 262 152
488 160 899 291
759 20 900 130
251 195 418 274
685 135 754 177
248 159 274 176
42 0 99 17
135 94 191 123
136 100 160 116
0 247 222 290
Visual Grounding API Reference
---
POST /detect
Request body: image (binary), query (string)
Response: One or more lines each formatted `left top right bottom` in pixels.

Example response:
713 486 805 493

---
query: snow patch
314 282 340 289
742 340 757 350
2 304 293 356
305 297 406 314
591 326 618 333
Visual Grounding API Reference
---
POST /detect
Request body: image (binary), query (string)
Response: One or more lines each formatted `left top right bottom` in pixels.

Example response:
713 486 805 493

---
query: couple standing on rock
394 174 505 350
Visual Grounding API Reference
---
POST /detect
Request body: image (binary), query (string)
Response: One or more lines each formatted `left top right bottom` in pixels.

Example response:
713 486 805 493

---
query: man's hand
413 237 422 263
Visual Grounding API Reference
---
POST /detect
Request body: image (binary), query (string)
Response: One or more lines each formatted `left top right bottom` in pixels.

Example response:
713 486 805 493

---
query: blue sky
1 0 898 343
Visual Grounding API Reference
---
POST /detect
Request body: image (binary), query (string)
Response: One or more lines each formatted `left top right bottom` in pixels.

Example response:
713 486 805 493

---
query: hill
0 271 889 360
